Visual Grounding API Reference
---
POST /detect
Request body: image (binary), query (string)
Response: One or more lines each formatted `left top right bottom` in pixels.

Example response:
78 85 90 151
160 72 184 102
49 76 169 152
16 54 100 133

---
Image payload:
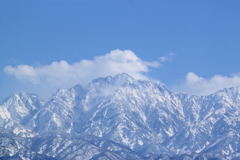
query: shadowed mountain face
1 73 240 159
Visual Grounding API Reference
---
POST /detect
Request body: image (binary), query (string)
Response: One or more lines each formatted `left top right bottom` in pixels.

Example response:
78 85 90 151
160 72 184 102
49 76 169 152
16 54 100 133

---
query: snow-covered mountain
1 73 240 159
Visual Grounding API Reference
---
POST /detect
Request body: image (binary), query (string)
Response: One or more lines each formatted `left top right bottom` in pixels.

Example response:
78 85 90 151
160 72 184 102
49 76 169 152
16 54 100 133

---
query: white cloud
4 49 240 98
159 53 174 62
3 49 160 97
172 72 240 95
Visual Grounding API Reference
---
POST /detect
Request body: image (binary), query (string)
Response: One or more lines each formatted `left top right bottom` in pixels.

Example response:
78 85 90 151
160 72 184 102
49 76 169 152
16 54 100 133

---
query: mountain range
1 73 240 160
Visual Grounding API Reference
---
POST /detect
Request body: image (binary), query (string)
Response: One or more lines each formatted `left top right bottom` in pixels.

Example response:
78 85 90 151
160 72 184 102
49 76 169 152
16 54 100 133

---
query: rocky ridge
1 73 240 159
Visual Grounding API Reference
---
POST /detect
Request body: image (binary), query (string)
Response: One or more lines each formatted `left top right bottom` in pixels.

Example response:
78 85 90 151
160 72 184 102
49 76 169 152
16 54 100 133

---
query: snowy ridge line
1 73 240 159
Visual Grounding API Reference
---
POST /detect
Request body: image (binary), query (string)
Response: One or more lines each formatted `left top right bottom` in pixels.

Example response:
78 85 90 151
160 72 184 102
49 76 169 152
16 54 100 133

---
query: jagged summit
90 73 134 87
214 85 240 97
113 72 134 80
1 91 44 105
1 74 240 159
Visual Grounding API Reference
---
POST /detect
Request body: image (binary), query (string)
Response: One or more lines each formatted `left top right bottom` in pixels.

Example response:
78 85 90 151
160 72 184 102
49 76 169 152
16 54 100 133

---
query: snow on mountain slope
76 77 185 155
1 130 142 160
1 73 240 159
0 92 45 125
164 87 240 157
27 85 84 134
0 130 54 160
0 92 44 137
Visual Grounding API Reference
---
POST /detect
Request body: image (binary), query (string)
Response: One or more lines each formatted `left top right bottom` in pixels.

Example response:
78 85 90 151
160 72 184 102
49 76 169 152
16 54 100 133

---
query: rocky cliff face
1 73 239 159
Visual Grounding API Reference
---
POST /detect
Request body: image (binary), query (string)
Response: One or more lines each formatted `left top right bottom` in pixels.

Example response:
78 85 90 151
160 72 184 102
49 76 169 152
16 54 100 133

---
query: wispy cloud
172 72 240 95
3 49 160 93
159 53 174 62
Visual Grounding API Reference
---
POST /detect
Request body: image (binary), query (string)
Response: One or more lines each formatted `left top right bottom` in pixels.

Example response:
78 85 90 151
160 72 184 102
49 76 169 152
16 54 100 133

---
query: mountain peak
113 72 134 81
212 86 240 97
2 92 44 106
88 73 134 89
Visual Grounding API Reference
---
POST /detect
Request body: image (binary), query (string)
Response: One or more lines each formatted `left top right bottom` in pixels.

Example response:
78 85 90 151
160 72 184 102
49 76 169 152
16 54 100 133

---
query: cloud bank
172 72 240 95
4 49 240 97
3 49 160 91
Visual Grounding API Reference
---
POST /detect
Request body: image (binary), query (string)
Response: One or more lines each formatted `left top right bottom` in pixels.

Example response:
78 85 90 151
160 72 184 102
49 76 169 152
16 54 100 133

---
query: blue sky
1 0 240 102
